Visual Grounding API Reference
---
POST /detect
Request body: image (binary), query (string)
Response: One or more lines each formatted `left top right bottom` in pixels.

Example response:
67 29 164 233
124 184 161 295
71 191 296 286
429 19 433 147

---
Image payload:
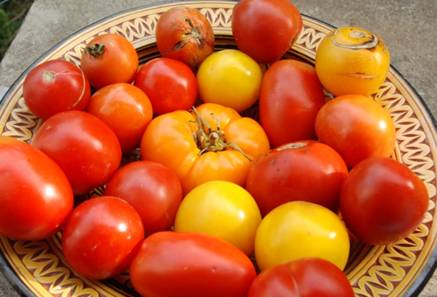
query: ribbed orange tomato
141 103 270 192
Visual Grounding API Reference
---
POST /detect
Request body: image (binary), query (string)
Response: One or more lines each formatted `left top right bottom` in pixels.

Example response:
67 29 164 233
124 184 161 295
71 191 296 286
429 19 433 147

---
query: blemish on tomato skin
42 71 56 83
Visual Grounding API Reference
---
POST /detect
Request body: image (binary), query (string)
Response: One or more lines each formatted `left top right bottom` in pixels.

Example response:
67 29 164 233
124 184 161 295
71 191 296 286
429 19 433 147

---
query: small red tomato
247 141 348 215
81 33 138 89
130 232 256 297
260 60 325 147
87 83 153 152
0 137 73 240
248 258 355 297
340 157 429 245
134 58 197 114
23 59 90 119
32 111 121 194
232 0 302 63
157 6 214 68
62 196 144 279
105 161 183 235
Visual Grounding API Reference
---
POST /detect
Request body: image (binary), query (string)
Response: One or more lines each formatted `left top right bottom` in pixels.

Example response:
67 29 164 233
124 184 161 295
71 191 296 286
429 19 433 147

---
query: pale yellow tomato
255 201 350 271
315 26 390 96
174 180 261 255
197 49 262 112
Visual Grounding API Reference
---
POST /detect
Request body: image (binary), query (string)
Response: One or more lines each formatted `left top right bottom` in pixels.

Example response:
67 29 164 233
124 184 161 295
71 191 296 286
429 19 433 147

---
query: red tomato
0 137 73 240
315 95 395 167
248 258 355 297
105 161 183 235
81 33 138 89
156 6 214 68
246 141 348 215
62 196 144 279
32 111 121 194
134 58 197 114
130 232 256 297
340 157 429 245
232 0 302 63
23 59 90 119
87 83 153 152
260 60 325 147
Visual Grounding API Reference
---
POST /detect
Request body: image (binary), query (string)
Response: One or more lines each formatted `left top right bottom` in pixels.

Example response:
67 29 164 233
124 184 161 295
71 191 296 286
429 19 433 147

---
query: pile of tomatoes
0 1 430 296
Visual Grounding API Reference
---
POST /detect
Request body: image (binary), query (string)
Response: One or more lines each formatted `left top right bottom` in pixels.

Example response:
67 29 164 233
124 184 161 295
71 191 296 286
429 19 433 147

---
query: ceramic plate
0 1 436 296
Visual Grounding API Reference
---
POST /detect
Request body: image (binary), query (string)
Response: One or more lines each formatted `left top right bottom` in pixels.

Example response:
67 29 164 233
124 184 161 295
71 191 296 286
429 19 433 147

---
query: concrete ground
0 0 436 296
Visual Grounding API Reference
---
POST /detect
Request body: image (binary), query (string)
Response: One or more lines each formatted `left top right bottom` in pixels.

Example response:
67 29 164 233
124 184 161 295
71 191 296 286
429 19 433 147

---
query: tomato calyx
86 43 105 58
191 107 251 160
174 18 204 51
42 71 56 83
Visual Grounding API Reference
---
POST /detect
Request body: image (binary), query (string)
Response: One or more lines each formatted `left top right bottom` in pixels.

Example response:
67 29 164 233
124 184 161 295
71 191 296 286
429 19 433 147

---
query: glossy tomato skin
23 59 90 119
246 141 348 215
255 201 350 271
232 0 302 63
32 111 122 194
340 157 428 245
105 161 183 235
260 60 325 147
141 103 269 193
81 34 138 89
197 49 263 112
134 58 197 114
315 95 395 167
0 137 73 240
156 6 214 68
175 181 261 255
130 232 256 297
87 83 153 152
248 258 354 297
63 196 144 279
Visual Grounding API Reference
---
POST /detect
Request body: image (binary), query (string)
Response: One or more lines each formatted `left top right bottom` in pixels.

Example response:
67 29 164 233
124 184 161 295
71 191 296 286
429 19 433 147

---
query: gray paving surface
0 0 436 296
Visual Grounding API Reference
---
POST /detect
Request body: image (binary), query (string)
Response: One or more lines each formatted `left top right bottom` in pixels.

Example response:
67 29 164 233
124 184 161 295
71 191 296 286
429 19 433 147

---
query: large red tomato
248 258 355 297
87 83 153 152
260 60 325 147
63 196 144 279
130 232 256 297
23 59 90 119
81 34 138 89
32 111 121 194
134 58 197 114
105 161 183 235
315 94 395 167
340 157 429 245
156 6 214 68
0 137 73 240
232 0 302 63
246 141 348 215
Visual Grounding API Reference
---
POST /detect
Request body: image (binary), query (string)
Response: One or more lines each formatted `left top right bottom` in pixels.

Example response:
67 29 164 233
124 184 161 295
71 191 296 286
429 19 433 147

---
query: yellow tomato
197 49 262 112
255 201 350 271
315 26 390 96
175 180 261 255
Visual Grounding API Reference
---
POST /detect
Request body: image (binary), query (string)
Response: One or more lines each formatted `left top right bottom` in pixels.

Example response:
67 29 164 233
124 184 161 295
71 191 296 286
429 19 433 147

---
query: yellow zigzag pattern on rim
1 97 39 142
13 240 100 296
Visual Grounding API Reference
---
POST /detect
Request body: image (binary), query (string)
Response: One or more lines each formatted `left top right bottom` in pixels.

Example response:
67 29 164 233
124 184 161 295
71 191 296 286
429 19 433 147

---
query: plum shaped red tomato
130 232 256 297
0 137 73 240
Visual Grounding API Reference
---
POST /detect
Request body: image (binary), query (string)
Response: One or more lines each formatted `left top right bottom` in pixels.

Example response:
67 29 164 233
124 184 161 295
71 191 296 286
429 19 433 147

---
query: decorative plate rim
0 1 436 297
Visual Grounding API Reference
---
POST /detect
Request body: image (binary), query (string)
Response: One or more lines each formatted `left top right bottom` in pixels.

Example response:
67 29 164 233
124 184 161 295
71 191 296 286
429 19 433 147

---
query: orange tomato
141 103 270 192
81 34 138 89
315 95 395 167
315 27 390 96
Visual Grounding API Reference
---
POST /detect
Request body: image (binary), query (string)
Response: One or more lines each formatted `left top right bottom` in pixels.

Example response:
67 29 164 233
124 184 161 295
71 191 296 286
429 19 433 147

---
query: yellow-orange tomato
141 103 270 193
315 26 390 96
